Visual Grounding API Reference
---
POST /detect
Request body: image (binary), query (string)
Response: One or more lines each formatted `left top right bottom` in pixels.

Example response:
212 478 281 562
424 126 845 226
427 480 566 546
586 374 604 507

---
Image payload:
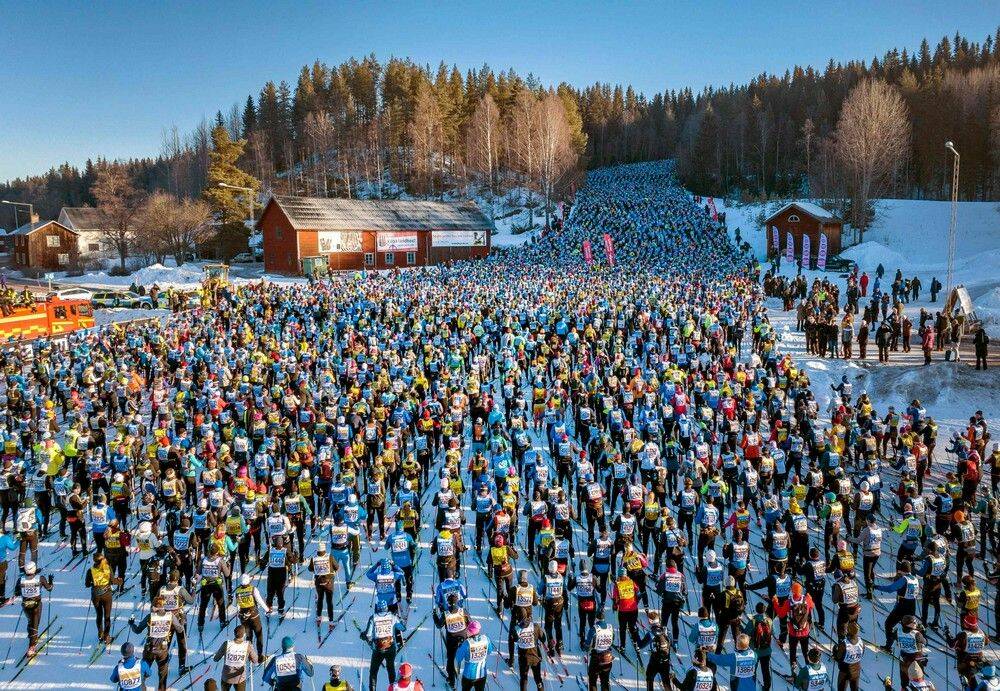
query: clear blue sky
1 1 996 181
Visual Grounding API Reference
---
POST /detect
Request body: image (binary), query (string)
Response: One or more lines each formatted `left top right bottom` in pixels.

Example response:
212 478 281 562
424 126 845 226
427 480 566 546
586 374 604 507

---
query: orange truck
0 297 95 342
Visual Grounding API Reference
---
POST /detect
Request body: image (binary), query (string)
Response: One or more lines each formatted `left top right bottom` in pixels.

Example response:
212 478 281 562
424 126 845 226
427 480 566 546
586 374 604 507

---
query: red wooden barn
258 196 493 275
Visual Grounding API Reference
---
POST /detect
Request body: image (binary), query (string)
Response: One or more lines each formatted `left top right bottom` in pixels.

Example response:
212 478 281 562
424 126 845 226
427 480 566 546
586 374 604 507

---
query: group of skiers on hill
0 161 997 691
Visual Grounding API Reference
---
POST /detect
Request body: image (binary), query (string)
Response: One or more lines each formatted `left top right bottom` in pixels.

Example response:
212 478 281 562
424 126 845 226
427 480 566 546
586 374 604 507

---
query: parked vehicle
0 297 94 342
231 252 255 263
90 290 154 309
48 287 94 302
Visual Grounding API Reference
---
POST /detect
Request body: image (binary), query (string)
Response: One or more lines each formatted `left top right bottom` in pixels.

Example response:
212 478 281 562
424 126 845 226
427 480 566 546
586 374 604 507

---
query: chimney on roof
30 213 39 224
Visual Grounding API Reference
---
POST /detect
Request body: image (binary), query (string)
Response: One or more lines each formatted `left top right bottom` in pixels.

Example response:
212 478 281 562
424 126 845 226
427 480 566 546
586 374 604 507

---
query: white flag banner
817 233 829 270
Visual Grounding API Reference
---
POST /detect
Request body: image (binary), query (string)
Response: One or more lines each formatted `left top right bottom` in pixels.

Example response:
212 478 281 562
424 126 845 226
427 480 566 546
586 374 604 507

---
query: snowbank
839 241 908 271
975 286 1000 338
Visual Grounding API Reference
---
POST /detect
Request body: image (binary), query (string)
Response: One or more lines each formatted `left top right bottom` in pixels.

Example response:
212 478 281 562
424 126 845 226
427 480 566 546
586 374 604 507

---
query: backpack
965 460 981 483
753 618 772 648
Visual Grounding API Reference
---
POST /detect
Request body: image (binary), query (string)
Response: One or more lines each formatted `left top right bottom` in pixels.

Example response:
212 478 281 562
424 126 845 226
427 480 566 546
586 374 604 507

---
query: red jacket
773 593 814 638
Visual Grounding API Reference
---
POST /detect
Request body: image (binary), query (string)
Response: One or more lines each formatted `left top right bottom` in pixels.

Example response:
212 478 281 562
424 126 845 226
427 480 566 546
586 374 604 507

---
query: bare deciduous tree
509 89 542 227
91 164 145 273
137 192 212 265
835 79 912 237
537 91 574 230
466 94 502 214
409 80 443 196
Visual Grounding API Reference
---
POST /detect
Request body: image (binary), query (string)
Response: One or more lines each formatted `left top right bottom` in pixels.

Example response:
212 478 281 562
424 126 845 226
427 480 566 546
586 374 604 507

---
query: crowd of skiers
0 161 996 691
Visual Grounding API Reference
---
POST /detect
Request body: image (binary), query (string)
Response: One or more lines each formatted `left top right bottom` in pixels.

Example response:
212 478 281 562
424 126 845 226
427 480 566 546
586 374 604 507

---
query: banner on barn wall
376 232 418 252
431 230 488 248
318 231 362 254
817 233 829 270
602 233 615 266
771 226 779 252
582 239 593 265
801 234 811 267
785 232 794 262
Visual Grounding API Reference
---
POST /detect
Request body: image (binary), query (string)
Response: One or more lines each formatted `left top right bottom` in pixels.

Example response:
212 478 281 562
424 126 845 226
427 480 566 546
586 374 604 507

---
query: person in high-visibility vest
85 552 122 644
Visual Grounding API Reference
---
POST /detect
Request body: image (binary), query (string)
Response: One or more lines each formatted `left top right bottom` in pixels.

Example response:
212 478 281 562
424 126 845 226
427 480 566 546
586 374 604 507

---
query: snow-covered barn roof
765 201 841 224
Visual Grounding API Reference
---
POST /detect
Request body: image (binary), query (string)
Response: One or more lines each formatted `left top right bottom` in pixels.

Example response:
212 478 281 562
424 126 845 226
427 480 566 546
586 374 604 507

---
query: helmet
467 620 481 636
398 663 413 679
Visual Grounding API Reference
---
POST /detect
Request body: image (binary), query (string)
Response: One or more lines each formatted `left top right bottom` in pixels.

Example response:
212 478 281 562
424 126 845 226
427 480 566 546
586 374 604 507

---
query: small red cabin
765 202 843 267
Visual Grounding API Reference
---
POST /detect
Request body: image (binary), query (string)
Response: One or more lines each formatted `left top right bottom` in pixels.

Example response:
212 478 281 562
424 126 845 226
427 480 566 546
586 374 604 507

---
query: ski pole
1 606 23 669
80 596 93 651
45 584 52 655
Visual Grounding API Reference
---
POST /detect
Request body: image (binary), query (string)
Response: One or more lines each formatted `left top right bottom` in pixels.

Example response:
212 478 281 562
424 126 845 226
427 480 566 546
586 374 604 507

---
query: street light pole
944 142 960 297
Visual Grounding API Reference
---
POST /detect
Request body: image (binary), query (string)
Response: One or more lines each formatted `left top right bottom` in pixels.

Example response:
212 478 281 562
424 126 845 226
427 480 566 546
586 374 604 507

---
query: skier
360 599 405 691
14 561 54 656
262 636 314 690
309 541 338 628
793 648 828 690
582 609 616 691
129 594 187 691
507 610 546 691
212 624 259 691
454 619 494 691
321 665 355 691
434 591 469 687
234 572 270 659
110 641 153 691
832 621 865 691
707 633 759 690
387 662 424 691
85 552 123 644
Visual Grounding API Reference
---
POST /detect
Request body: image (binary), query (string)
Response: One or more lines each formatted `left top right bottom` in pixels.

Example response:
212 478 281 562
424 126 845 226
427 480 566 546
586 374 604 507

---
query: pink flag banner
817 233 829 270
582 239 593 265
602 233 616 267
801 233 811 267
785 232 794 263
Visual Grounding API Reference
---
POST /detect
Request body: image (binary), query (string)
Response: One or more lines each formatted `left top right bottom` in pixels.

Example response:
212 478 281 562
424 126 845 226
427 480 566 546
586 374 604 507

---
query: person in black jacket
974 326 990 370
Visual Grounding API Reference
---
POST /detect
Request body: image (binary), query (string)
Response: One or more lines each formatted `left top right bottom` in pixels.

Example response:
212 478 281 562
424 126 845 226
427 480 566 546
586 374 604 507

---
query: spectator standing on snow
974 326 990 370
921 325 935 366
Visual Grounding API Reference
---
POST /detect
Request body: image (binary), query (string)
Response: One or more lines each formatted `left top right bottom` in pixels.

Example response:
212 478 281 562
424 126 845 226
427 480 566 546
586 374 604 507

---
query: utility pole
944 142 960 296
